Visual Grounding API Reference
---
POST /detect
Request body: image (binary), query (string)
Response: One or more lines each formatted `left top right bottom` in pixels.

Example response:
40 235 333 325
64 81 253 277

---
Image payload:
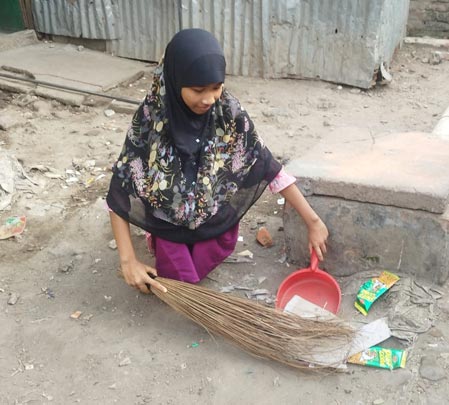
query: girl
107 29 328 294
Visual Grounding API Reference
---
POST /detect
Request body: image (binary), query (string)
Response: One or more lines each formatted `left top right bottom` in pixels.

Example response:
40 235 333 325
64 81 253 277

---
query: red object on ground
256 226 273 247
275 250 341 314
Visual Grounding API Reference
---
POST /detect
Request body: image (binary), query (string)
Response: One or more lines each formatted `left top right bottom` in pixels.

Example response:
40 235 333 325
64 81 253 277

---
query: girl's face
181 83 223 115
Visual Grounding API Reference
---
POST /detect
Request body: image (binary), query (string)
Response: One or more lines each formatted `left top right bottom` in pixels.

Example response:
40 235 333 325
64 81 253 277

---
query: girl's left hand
307 218 329 261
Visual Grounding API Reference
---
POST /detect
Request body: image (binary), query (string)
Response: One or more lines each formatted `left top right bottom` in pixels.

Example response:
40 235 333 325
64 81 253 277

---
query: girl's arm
279 183 328 260
109 211 167 293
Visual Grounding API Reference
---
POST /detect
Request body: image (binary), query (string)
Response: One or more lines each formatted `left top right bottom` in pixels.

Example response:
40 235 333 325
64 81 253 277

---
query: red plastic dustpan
275 250 341 314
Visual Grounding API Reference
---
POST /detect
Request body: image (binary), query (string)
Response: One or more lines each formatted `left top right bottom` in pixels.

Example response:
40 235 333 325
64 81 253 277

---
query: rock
256 227 273 248
70 310 83 319
32 100 52 115
419 356 446 381
317 99 336 110
7 292 19 305
0 115 18 131
52 110 70 120
108 239 117 250
15 93 36 107
84 129 101 137
104 109 116 117
119 357 131 367
430 51 442 65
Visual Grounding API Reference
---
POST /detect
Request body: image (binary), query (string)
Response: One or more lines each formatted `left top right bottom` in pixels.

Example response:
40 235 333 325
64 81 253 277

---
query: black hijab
163 29 226 160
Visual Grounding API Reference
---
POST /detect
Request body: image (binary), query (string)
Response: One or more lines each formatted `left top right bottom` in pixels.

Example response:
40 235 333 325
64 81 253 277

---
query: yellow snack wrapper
354 271 400 316
348 346 407 370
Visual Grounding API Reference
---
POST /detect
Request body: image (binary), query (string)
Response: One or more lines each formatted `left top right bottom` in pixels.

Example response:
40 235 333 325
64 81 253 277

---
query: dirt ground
1 43 449 405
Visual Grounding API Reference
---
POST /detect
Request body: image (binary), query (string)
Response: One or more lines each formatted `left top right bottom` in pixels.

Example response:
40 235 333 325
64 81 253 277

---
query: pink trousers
148 224 239 283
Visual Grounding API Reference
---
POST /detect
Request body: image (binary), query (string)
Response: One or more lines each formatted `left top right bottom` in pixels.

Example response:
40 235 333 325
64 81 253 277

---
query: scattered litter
265 297 275 305
273 376 280 386
180 363 187 370
25 364 34 371
189 342 200 348
373 399 385 405
285 296 392 367
379 63 392 85
257 276 267 284
277 198 285 205
256 226 273 247
237 235 244 242
237 250 254 259
42 393 53 401
104 109 115 117
277 253 288 264
0 216 26 240
354 271 399 315
59 261 74 274
348 347 407 370
70 310 83 319
233 286 252 291
108 383 117 390
219 286 235 293
83 314 94 321
119 357 131 367
7 292 19 305
108 239 117 250
41 287 55 299
248 289 271 298
30 165 64 180
104 295 112 302
223 254 253 264
387 277 441 343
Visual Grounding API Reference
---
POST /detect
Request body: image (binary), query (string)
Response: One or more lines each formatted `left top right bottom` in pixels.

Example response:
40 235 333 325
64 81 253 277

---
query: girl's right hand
120 258 167 294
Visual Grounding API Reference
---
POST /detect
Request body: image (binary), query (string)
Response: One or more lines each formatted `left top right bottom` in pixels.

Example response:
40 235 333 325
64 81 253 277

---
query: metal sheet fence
32 0 120 39
32 0 410 87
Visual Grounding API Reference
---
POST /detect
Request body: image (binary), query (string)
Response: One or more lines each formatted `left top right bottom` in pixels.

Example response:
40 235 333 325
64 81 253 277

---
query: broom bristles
152 277 354 369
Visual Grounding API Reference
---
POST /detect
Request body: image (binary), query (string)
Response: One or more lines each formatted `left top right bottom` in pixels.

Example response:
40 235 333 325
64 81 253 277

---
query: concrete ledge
286 132 449 214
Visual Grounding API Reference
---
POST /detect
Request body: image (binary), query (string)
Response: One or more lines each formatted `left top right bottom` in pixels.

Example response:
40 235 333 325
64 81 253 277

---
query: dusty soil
1 43 449 405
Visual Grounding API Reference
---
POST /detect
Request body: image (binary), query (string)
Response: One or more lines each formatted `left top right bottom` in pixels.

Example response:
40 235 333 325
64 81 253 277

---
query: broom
151 277 354 369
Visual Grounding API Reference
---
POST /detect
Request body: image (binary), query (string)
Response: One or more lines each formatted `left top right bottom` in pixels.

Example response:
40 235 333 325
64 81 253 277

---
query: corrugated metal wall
32 0 410 88
107 0 180 60
32 0 120 39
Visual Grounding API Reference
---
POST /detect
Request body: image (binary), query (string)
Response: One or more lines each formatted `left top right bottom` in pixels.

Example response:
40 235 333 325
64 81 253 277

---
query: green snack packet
354 271 400 315
348 346 407 370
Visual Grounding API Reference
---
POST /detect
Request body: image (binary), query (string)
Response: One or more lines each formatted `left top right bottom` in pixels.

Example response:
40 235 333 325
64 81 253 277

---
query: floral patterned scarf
107 41 281 243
